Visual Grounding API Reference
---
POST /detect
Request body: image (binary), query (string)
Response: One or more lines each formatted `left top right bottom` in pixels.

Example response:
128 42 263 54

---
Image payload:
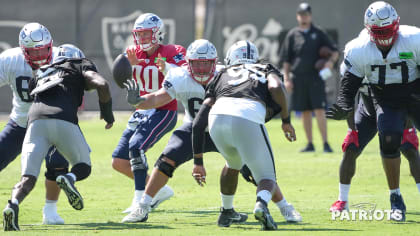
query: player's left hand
282 123 296 142
326 104 352 120
155 53 166 73
192 165 206 187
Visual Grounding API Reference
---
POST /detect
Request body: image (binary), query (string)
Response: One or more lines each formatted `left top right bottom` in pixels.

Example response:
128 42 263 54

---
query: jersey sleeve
319 29 338 51
341 40 365 78
162 68 182 99
279 31 294 64
0 51 11 87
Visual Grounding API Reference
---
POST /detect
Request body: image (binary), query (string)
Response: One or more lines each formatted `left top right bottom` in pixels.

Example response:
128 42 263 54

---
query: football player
111 13 185 214
192 40 297 230
0 22 70 225
122 39 301 225
2 44 114 231
327 1 420 221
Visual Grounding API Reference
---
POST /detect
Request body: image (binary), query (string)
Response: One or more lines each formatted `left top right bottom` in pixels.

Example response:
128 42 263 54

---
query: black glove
326 104 352 120
240 165 257 186
123 79 145 106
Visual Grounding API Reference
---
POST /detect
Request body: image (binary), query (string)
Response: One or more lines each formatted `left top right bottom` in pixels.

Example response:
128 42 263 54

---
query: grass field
0 114 419 235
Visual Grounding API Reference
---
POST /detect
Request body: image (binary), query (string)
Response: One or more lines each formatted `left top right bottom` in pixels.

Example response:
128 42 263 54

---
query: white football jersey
163 65 223 123
341 25 420 85
0 47 57 128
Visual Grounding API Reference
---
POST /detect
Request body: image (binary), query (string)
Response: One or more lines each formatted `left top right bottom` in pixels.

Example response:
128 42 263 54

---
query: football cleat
122 203 150 223
151 185 174 210
280 204 302 222
253 200 277 231
390 193 406 222
300 143 315 152
217 207 248 227
42 207 64 225
329 200 348 212
3 200 20 231
56 174 84 210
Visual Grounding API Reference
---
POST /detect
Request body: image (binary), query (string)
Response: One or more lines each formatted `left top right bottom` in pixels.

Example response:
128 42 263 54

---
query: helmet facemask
188 59 216 85
132 28 159 51
366 17 400 47
22 43 53 69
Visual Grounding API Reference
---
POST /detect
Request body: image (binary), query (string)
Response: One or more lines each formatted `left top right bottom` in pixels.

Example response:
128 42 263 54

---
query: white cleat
42 212 64 225
151 185 174 210
122 203 151 223
122 198 136 214
280 204 302 222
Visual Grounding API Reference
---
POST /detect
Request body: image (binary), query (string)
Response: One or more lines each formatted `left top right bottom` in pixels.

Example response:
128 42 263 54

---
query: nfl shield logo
102 11 176 70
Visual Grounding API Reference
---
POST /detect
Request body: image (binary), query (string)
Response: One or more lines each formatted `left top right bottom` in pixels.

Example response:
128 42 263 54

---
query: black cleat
3 200 20 231
217 207 248 227
390 193 406 222
56 174 84 210
300 143 315 152
323 142 333 153
253 200 277 231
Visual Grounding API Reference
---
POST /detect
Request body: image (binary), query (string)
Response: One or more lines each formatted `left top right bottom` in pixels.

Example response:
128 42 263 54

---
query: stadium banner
204 0 419 104
0 0 195 111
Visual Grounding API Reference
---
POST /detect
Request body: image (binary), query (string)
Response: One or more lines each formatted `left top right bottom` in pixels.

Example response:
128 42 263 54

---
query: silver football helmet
132 13 164 51
53 44 85 63
364 1 399 47
19 22 53 69
186 39 217 85
224 40 259 66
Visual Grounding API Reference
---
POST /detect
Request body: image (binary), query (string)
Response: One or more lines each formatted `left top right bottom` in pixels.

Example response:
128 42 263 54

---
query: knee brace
379 132 402 158
70 163 91 181
240 165 257 186
154 155 175 178
129 149 148 172
45 167 69 181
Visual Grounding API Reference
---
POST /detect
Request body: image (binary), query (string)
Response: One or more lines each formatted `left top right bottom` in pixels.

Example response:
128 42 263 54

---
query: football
315 58 328 70
112 54 132 88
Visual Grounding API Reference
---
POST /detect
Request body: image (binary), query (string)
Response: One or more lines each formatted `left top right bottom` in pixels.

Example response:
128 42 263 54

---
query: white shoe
122 203 151 223
280 204 302 222
150 185 174 210
122 198 136 214
42 211 64 225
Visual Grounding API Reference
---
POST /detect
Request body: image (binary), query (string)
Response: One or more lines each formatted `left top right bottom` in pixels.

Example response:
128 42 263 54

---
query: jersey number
133 65 160 92
16 76 33 102
371 61 409 86
226 65 267 86
188 98 203 118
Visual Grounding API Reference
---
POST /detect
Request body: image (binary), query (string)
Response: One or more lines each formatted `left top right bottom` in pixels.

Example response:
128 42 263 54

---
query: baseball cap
297 2 311 14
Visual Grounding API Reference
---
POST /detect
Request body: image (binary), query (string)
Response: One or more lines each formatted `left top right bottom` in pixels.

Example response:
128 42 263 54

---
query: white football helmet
19 22 53 69
53 44 85 63
224 40 259 66
364 1 399 47
186 39 217 85
132 13 164 51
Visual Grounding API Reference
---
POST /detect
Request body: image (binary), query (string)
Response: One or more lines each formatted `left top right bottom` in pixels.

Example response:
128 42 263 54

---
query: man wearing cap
280 2 339 152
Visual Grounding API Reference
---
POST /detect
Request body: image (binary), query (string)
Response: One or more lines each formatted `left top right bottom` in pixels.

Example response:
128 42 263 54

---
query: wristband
193 158 203 166
281 116 291 124
99 98 115 124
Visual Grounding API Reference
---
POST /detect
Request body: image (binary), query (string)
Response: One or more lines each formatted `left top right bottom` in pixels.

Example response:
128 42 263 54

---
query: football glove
326 104 352 120
123 79 145 106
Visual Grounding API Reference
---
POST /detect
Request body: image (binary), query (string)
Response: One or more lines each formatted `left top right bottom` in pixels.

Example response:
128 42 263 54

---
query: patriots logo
150 16 159 22
163 80 173 89
173 53 184 63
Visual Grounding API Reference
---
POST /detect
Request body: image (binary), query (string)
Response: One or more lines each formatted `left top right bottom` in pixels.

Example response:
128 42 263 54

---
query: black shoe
390 193 406 222
56 174 84 210
3 200 20 231
217 207 248 227
253 199 277 231
300 143 315 152
323 142 333 153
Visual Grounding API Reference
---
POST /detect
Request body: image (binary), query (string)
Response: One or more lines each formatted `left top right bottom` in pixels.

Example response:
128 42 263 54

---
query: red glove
342 129 359 152
402 128 419 150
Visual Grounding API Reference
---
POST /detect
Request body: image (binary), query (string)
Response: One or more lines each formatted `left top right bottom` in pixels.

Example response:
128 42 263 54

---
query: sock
140 194 153 205
135 190 144 203
417 183 420 193
44 200 57 213
67 173 77 182
256 190 272 204
338 183 350 201
221 193 234 210
275 199 289 209
11 198 19 205
390 188 401 196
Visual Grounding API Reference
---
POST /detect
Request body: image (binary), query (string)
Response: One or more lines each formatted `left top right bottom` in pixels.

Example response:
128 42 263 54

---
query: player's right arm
135 87 172 110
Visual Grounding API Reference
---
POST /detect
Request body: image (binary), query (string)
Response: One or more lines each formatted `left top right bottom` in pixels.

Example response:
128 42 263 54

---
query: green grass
0 114 419 235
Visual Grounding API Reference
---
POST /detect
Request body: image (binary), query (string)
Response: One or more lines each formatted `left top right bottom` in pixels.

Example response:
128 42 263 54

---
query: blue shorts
162 122 218 167
0 119 68 172
354 97 378 151
112 109 177 160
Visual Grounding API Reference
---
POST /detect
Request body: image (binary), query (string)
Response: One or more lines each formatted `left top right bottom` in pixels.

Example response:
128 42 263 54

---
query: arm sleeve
192 103 212 155
336 71 363 110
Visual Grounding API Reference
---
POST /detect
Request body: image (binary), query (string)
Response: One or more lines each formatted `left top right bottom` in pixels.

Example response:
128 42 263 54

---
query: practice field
0 114 419 235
